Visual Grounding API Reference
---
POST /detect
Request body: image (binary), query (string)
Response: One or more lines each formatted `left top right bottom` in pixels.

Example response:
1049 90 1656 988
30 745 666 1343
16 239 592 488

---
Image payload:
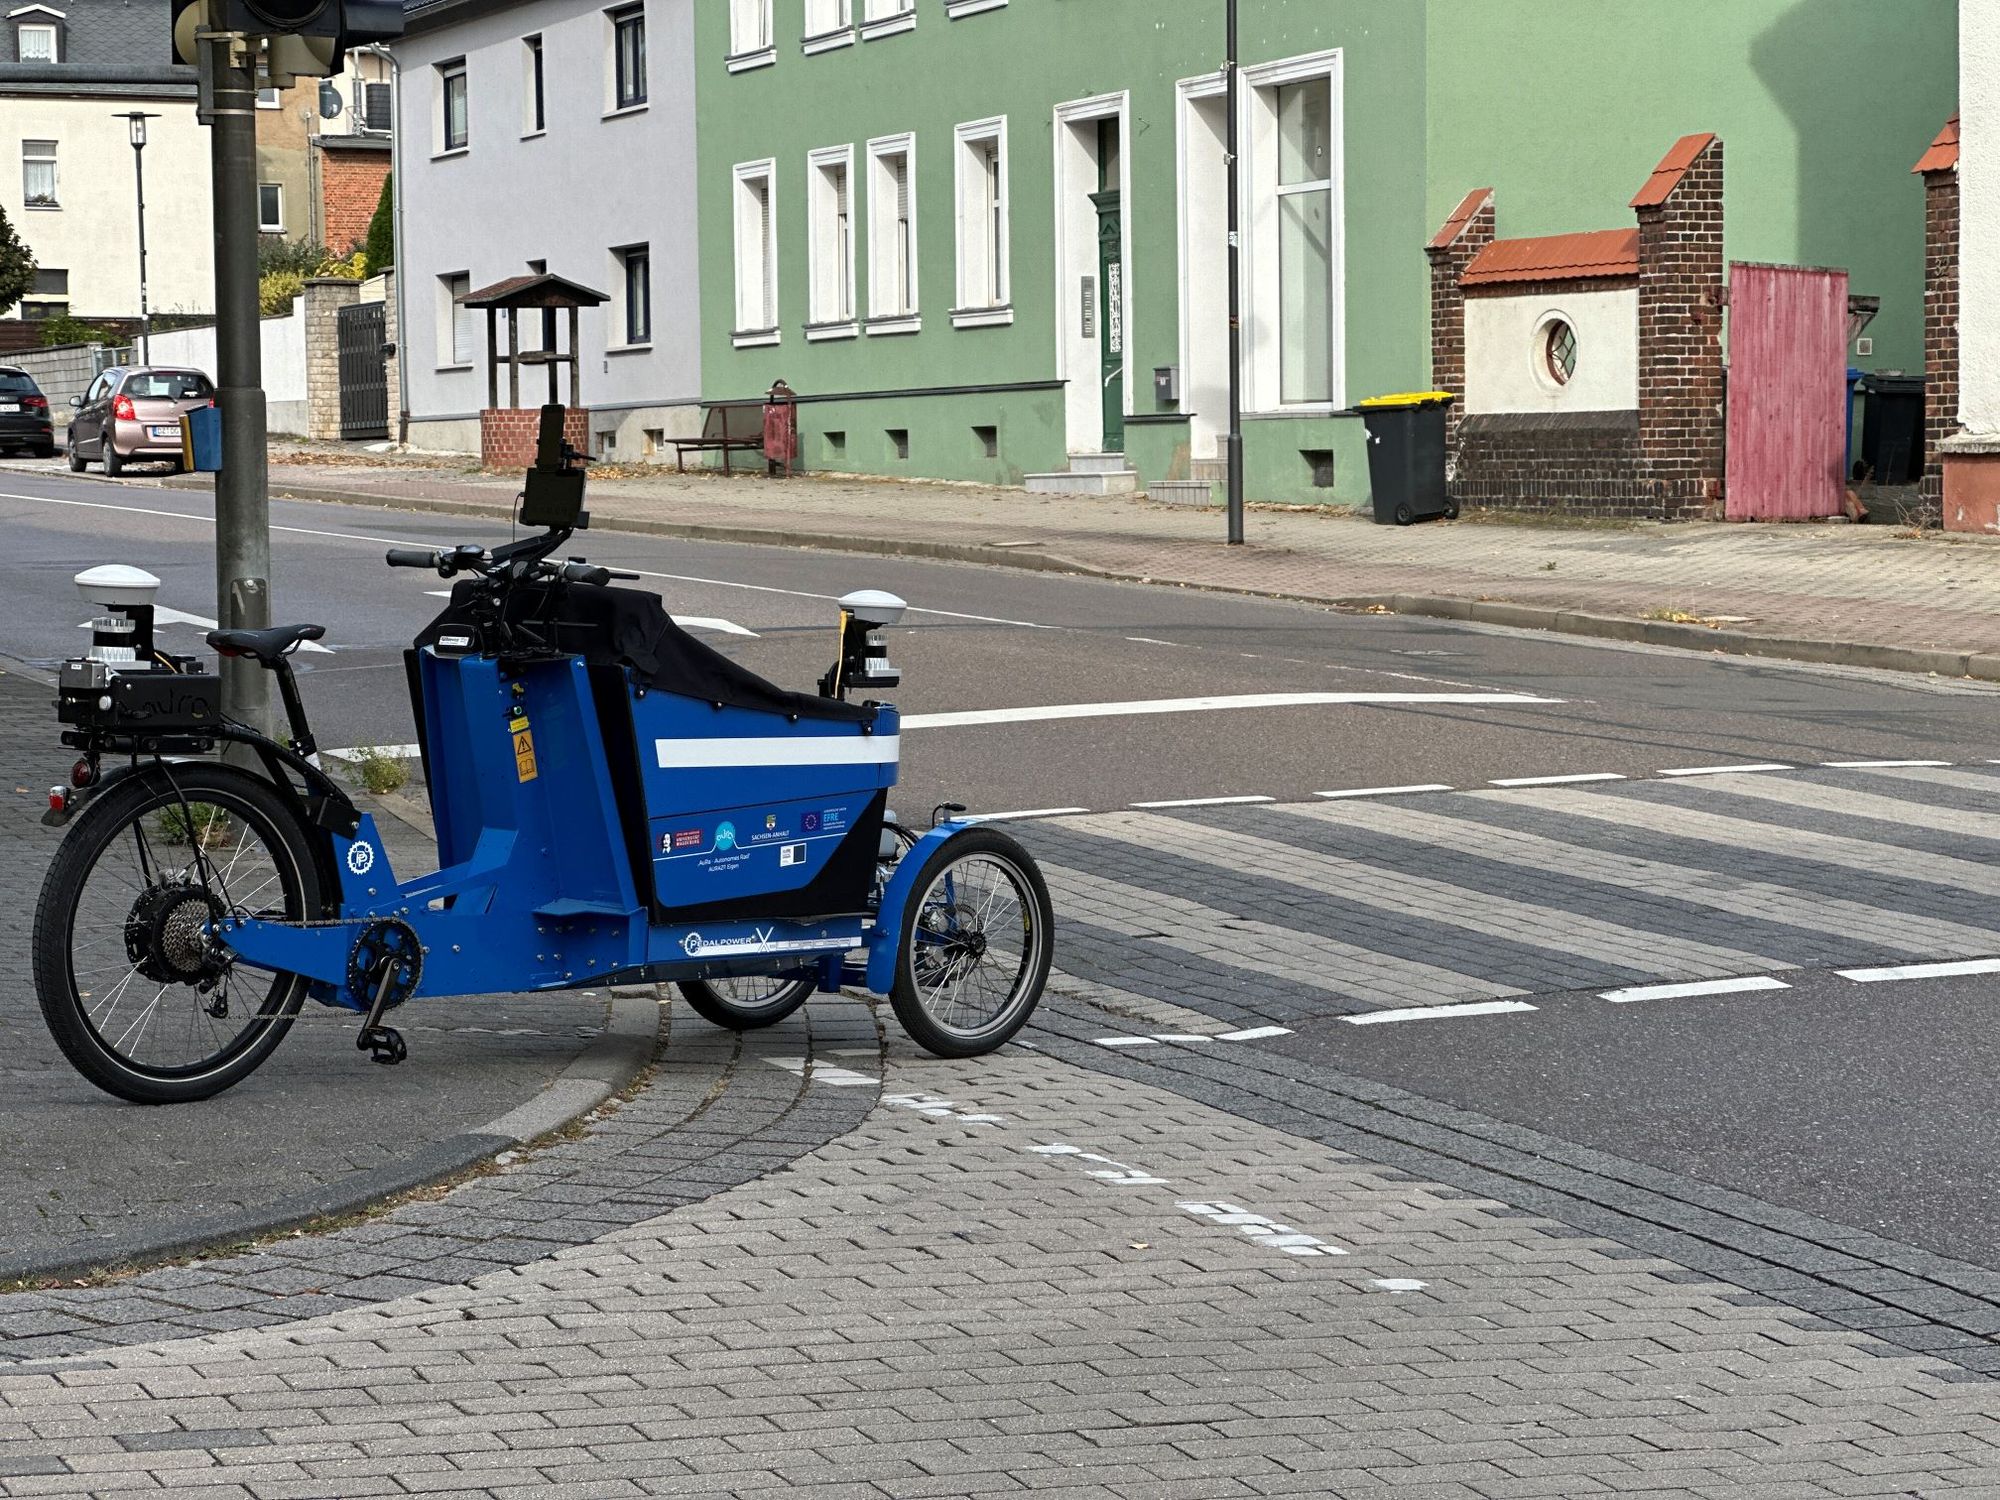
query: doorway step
1023 452 1140 496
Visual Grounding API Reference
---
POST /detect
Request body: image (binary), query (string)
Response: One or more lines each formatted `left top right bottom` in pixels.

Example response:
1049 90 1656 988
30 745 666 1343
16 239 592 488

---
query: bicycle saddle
206 623 326 664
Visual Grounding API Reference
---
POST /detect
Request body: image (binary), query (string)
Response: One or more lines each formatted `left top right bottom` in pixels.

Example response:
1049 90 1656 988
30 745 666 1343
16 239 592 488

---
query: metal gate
1725 262 1848 520
336 300 389 441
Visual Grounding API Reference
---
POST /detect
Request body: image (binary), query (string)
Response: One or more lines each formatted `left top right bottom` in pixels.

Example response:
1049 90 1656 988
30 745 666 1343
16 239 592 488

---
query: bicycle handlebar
385 547 442 570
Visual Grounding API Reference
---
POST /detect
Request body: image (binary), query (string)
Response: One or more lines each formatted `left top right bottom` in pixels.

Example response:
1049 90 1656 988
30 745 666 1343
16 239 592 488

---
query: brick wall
301 278 360 441
1635 137 1726 521
320 148 390 257
481 406 588 471
1921 168 1959 522
1425 190 1494 453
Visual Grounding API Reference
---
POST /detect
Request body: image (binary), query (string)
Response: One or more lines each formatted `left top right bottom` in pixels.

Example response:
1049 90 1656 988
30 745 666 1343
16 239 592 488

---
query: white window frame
613 242 652 348
257 181 285 233
607 4 648 112
732 159 779 347
727 0 774 71
944 0 1004 16
803 0 852 54
436 58 468 155
1242 48 1344 414
16 21 55 60
437 271 474 369
255 85 280 108
952 116 1009 327
806 143 857 339
858 0 913 41
521 34 545 136
864 132 918 334
20 138 56 209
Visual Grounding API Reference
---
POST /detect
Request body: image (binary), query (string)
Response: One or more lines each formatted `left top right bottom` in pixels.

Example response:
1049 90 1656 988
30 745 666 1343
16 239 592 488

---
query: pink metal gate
1725 262 1849 520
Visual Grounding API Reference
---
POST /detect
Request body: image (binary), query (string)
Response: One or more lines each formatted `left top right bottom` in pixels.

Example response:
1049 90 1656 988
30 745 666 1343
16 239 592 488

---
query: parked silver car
68 366 215 475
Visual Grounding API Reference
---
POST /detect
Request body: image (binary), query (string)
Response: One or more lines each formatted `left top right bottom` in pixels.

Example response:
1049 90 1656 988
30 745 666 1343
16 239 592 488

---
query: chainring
346 917 423 1010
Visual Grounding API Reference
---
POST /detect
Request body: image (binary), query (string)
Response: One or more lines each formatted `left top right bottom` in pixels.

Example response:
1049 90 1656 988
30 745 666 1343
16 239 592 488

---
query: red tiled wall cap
1630 132 1719 209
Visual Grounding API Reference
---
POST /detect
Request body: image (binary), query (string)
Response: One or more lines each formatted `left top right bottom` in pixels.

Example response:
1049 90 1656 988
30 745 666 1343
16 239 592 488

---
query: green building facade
694 0 1955 506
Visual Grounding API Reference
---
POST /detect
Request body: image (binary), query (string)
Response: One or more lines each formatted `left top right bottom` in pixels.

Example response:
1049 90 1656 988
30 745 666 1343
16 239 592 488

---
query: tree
0 204 36 319
364 173 394 273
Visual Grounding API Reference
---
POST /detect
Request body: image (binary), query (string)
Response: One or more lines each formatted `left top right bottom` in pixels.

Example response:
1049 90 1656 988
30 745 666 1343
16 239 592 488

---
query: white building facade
393 0 700 455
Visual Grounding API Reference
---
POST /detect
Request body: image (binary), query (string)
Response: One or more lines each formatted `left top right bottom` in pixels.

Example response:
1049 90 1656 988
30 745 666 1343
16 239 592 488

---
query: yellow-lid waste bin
1357 392 1456 525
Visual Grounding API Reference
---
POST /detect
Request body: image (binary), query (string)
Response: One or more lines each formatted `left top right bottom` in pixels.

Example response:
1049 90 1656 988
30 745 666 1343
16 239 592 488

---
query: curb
159 472 2000 682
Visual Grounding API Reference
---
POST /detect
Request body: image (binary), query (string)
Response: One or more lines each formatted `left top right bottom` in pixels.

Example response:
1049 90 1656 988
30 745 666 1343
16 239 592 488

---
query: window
807 145 855 333
860 0 913 36
803 0 851 46
125 371 213 401
438 271 474 366
612 6 646 109
522 36 544 134
362 81 393 131
732 160 778 345
21 140 55 208
257 182 284 233
256 86 280 108
866 134 917 330
438 59 468 151
617 243 651 345
20 267 65 319
1542 318 1577 386
953 117 1008 324
16 23 55 61
728 0 771 55
1244 52 1343 411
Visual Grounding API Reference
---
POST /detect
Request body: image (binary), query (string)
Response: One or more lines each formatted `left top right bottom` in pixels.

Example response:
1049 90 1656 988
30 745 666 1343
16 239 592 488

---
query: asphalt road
6 459 2000 1295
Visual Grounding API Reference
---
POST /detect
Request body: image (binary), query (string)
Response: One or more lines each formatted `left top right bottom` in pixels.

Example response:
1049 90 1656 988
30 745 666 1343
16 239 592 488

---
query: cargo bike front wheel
890 827 1053 1058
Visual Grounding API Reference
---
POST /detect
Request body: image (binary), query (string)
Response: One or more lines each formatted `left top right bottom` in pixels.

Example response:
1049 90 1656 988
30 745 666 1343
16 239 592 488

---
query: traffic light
171 0 401 72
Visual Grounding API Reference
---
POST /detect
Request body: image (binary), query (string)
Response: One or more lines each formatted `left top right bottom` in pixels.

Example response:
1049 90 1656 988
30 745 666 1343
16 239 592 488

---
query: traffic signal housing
171 0 401 72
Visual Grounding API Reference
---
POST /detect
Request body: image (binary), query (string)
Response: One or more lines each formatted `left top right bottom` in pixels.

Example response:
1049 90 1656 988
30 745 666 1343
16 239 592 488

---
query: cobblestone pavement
0 673 628 1278
192 452 2000 660
5 1042 2000 1498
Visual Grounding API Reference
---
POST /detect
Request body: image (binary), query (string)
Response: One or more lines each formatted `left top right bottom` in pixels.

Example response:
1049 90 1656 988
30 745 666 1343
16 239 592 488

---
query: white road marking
1341 999 1539 1026
1316 783 1454 799
82 603 336 652
1216 1025 1293 1041
672 616 759 637
1178 1200 1348 1257
763 1056 877 1086
1659 763 1793 777
1130 794 1276 809
962 807 1091 823
1823 759 1951 769
1125 636 1186 646
1372 1278 1429 1293
901 691 1560 730
1094 1025 1292 1048
1837 958 2000 983
1600 976 1791 1004
1490 772 1625 787
1093 1036 1160 1048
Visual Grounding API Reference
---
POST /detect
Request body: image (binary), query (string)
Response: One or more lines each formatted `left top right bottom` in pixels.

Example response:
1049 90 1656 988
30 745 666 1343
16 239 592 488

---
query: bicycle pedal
358 1025 407 1065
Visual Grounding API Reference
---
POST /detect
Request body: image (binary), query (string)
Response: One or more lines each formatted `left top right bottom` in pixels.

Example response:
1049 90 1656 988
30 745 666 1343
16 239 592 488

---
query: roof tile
1428 187 1494 250
1460 228 1640 288
1630 132 1718 209
1914 114 1959 175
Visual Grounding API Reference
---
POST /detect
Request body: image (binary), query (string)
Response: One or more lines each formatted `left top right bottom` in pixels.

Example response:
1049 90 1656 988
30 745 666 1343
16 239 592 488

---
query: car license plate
149 425 178 439
0 404 18 414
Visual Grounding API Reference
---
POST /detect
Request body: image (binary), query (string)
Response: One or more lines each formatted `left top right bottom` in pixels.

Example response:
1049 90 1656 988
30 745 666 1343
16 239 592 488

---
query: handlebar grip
560 561 612 587
385 548 442 569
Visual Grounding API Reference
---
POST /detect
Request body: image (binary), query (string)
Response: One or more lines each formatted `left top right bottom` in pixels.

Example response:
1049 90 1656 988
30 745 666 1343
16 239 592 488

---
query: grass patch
1641 608 1727 629
348 745 409 796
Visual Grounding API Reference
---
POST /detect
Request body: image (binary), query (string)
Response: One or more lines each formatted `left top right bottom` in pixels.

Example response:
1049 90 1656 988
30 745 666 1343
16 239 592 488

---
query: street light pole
1224 0 1245 545
115 112 158 364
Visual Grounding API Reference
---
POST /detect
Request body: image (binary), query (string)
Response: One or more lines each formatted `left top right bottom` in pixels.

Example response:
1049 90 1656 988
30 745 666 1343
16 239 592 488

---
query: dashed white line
1659 763 1793 777
1216 1025 1293 1041
900 690 1562 731
1341 999 1538 1026
1092 1026 1293 1048
962 807 1091 823
1601 976 1791 1004
1837 958 2000 983
1490 772 1626 787
762 1056 877 1086
1131 794 1277 809
1822 759 1952 769
1316 783 1454 799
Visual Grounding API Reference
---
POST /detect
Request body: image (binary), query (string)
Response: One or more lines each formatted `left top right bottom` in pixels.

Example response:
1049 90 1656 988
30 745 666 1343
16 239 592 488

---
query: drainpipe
358 44 409 445
1224 0 1244 545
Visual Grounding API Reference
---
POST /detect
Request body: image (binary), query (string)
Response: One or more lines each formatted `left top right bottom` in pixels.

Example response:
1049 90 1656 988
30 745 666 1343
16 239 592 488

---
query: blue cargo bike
33 406 1053 1104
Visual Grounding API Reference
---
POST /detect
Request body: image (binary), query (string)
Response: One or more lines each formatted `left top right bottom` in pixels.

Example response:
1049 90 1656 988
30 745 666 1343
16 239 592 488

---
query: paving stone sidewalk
5 1040 2000 1498
219 447 2000 664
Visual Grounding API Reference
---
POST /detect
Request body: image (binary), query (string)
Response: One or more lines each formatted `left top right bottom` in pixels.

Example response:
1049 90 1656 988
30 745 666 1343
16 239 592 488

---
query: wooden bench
671 403 766 473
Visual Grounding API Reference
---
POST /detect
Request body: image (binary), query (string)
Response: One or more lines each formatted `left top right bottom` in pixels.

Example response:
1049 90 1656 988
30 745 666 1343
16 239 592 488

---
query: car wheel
103 443 124 477
67 442 85 472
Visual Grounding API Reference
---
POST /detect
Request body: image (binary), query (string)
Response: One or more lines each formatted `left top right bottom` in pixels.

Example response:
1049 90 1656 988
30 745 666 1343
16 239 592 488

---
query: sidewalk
195 444 2000 678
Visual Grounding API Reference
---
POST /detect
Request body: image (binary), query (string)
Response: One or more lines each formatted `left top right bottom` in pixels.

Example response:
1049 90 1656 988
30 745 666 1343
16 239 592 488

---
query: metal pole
1223 0 1245 545
132 139 151 364
206 34 271 737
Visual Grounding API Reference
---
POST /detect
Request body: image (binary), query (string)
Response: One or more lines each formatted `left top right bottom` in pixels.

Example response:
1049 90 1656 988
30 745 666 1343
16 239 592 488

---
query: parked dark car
68 366 215 476
0 366 56 458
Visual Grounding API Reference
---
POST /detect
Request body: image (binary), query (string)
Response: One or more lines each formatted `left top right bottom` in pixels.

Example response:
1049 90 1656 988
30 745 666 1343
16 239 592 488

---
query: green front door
1090 187 1123 454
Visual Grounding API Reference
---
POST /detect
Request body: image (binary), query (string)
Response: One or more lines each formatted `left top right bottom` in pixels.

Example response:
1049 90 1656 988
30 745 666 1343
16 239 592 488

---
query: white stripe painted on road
654 734 899 769
1216 1025 1293 1041
761 1056 877 1086
900 690 1561 731
1823 759 1951 769
1093 1036 1160 1048
1601 976 1791 1004
1131 794 1276 809
962 807 1091 823
1659 763 1793 777
1315 783 1454 799
674 616 759 637
1837 959 2000 983
1490 772 1626 787
1341 999 1539 1026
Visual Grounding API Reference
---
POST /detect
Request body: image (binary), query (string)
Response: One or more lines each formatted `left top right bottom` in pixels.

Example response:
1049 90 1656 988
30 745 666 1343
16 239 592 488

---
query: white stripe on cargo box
655 735 900 769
